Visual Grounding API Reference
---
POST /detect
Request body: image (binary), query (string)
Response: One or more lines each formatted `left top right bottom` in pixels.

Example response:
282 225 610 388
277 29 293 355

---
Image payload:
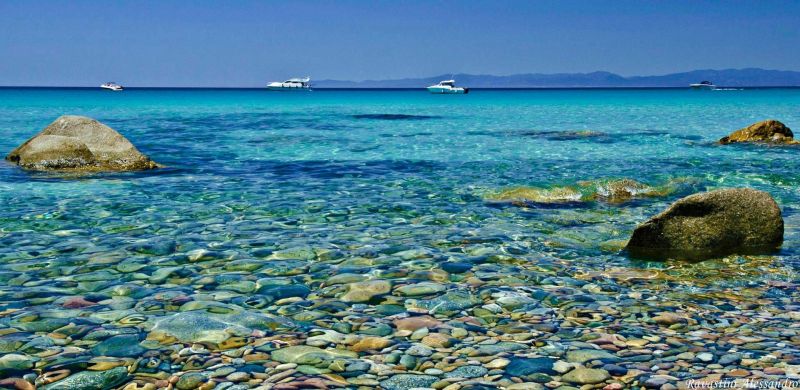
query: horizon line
3 67 800 89
3 86 800 90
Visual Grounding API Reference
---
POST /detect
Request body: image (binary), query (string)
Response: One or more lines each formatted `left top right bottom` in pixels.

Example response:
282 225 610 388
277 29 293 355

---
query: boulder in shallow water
626 188 783 260
6 115 159 171
719 120 796 144
589 179 663 202
487 178 674 205
487 186 583 204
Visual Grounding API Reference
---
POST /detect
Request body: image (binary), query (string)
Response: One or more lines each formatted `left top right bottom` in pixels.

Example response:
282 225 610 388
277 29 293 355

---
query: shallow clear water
2 88 800 264
1 88 799 387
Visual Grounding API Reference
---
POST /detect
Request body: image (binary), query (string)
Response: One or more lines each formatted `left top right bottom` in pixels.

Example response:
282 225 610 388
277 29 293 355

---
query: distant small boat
267 77 311 91
100 82 123 91
689 81 716 90
427 80 469 94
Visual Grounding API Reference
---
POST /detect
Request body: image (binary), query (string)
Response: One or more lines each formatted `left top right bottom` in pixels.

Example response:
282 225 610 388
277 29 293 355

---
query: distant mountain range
315 68 800 88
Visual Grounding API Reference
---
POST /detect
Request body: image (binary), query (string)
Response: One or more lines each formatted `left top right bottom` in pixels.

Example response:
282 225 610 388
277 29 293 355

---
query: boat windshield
439 80 455 86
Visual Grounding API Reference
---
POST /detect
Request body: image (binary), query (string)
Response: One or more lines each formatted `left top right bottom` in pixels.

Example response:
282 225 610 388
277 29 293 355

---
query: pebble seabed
1 198 798 390
1 89 800 389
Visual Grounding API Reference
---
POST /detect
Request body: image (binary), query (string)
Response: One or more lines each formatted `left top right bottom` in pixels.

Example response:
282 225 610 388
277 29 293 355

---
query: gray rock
475 341 527 355
151 311 293 344
406 344 433 357
626 188 783 260
505 357 557 376
0 353 34 373
718 353 742 365
6 115 159 171
565 349 619 364
444 365 488 379
399 354 417 370
696 352 715 362
269 345 357 367
412 291 481 315
380 374 438 390
90 334 144 357
560 367 610 384
41 367 128 390
176 372 207 390
395 282 446 296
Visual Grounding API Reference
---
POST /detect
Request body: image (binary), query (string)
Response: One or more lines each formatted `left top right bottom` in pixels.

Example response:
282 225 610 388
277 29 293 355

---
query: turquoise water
1 88 800 387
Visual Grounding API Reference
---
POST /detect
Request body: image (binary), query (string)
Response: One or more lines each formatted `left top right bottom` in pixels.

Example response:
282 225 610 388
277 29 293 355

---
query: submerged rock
487 186 583 204
6 115 159 171
626 188 783 260
505 357 558 376
590 179 663 202
340 280 392 302
561 367 610 384
40 366 128 390
487 178 672 205
270 345 357 367
150 310 293 344
379 374 438 390
719 119 796 144
0 353 34 373
566 349 619 364
444 365 488 378
410 291 481 315
90 334 144 357
176 373 208 390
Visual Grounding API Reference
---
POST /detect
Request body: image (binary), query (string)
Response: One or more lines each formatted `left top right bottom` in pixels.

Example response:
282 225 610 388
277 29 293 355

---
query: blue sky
1 0 798 87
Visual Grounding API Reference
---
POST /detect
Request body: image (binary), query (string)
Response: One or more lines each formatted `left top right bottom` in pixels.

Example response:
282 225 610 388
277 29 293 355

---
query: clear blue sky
1 0 798 87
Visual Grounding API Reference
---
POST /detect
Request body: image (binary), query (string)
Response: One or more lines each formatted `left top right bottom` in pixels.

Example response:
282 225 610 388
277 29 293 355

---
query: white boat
689 81 716 90
100 82 123 91
427 80 469 94
267 77 311 91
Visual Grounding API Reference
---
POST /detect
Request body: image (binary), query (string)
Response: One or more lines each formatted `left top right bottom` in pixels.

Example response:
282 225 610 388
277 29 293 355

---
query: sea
0 87 799 387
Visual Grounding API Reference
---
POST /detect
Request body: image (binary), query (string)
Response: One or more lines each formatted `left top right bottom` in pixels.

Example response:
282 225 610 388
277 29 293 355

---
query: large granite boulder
6 115 159 171
719 120 796 144
626 188 783 260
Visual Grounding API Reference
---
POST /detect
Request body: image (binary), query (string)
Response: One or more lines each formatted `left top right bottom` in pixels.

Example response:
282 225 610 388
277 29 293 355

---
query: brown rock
393 316 443 332
719 119 796 144
350 336 392 352
652 312 686 326
421 333 455 348
626 188 783 260
0 378 34 390
340 280 391 303
62 297 96 309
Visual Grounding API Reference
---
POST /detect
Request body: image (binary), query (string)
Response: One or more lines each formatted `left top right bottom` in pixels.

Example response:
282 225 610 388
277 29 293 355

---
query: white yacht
427 80 469 94
689 81 716 90
100 82 123 91
267 77 311 91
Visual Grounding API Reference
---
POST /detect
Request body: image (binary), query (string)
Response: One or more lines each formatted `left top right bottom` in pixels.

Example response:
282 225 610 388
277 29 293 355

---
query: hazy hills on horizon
315 68 800 88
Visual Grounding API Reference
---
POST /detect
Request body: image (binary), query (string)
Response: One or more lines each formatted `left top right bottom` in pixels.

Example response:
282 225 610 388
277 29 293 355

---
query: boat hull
427 86 468 94
267 86 311 91
690 84 715 90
